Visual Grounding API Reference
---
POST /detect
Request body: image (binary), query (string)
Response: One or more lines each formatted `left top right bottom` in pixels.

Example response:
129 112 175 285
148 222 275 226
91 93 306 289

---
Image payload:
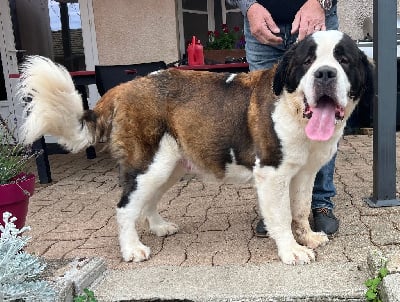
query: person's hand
291 0 326 41
246 3 282 45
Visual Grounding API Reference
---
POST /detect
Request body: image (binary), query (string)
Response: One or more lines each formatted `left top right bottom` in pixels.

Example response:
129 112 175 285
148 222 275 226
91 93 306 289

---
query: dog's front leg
290 169 329 249
254 166 315 265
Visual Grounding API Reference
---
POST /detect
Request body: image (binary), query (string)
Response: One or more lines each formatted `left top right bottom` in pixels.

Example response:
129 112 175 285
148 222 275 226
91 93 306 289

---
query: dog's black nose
314 66 337 83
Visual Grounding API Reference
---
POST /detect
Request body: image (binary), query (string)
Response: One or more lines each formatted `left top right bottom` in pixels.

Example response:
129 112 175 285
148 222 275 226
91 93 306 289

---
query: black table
175 62 249 73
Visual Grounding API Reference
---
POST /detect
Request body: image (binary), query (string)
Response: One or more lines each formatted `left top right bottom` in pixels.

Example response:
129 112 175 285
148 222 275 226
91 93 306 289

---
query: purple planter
0 173 35 229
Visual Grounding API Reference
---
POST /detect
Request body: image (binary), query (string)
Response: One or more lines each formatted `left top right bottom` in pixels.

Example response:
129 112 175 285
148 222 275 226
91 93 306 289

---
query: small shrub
0 212 55 301
74 288 98 302
365 261 389 302
0 115 36 184
206 24 245 50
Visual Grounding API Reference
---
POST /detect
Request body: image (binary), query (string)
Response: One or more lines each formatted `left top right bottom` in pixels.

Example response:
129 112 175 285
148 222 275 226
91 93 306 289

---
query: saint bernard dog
18 30 374 265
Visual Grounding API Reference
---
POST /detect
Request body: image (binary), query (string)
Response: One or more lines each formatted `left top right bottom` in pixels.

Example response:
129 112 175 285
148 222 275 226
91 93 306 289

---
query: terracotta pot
204 49 246 64
0 173 35 229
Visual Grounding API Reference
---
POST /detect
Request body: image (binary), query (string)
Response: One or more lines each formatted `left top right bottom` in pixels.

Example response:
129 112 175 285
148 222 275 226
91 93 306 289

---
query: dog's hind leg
143 163 185 237
117 169 151 262
116 134 183 262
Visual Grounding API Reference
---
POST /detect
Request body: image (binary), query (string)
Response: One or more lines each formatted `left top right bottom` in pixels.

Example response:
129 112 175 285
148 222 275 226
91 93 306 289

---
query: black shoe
255 219 269 237
312 208 339 235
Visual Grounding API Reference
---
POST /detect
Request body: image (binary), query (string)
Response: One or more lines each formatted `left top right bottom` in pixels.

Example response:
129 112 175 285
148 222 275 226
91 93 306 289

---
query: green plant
0 212 55 301
365 260 389 302
0 115 35 185
205 24 245 50
74 288 98 302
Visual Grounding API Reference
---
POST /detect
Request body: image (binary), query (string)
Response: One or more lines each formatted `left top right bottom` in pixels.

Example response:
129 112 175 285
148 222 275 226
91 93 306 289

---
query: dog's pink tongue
305 103 336 141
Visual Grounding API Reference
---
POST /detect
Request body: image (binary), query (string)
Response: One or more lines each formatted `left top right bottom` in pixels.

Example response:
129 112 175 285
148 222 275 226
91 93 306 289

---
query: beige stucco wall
91 0 400 65
338 0 400 40
92 0 179 65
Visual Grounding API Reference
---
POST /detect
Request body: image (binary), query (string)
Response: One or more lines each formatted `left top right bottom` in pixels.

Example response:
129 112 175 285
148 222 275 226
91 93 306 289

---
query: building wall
90 0 400 67
92 0 179 65
338 0 400 40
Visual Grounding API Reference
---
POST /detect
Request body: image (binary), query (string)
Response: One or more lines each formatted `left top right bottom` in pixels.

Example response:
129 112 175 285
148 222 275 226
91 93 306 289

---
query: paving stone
43 239 86 259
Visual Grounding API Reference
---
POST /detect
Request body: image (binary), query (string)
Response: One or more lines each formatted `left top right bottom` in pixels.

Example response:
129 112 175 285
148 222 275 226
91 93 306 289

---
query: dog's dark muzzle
314 65 337 84
313 65 338 100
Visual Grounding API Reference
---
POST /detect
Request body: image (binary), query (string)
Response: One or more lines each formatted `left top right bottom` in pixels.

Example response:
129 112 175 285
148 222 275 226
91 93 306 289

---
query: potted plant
0 116 35 229
204 24 246 64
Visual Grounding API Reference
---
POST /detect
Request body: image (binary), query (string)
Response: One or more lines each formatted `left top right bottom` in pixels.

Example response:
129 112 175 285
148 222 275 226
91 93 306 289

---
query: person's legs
325 5 339 31
311 155 339 234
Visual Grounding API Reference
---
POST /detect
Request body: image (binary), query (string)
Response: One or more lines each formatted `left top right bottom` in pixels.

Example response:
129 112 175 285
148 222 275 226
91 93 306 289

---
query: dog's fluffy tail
18 56 97 152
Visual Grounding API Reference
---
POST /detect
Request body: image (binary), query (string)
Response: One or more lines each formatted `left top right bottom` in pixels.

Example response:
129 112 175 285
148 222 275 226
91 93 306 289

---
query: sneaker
312 208 339 235
255 219 269 237
255 208 339 237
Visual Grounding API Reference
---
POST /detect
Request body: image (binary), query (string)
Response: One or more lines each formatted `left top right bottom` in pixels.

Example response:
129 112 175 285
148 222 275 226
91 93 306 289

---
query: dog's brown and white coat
18 30 374 265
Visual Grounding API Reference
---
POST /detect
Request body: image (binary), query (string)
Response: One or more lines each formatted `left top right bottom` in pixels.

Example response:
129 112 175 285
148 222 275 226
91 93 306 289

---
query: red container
187 36 205 66
0 173 35 230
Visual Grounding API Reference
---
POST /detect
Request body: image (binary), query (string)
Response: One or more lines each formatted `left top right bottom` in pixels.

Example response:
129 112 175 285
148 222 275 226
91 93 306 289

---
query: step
90 261 367 301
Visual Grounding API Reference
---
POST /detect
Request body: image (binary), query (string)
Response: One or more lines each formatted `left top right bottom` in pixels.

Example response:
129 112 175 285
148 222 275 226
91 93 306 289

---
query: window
177 0 243 56
48 0 85 71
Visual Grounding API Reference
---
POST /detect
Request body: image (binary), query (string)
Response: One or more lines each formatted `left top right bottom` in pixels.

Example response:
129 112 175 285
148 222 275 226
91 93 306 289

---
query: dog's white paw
150 221 179 237
121 243 151 262
279 243 315 265
304 231 329 249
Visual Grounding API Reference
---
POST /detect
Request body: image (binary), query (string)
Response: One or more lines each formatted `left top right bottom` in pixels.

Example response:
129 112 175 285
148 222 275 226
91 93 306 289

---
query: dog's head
273 30 375 141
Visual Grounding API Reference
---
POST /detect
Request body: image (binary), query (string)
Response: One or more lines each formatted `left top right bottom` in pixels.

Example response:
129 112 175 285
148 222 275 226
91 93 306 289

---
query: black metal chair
95 61 167 96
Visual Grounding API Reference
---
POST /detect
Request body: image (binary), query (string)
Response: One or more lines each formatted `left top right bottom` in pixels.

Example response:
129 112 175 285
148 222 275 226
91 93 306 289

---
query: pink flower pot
0 173 35 230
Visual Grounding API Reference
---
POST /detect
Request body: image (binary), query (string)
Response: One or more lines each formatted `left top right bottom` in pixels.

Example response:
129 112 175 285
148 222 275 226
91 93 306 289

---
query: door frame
79 0 99 108
0 0 19 131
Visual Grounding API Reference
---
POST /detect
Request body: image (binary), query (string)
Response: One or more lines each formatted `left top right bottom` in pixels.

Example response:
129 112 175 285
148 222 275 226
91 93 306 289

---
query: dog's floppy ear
273 47 295 96
273 59 288 96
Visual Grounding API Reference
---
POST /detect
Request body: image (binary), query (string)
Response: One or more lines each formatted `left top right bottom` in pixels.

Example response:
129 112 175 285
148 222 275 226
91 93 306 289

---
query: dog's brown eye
339 56 349 65
303 57 313 66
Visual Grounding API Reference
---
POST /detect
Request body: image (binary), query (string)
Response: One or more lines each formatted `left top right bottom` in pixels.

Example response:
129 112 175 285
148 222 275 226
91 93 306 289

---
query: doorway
0 0 98 139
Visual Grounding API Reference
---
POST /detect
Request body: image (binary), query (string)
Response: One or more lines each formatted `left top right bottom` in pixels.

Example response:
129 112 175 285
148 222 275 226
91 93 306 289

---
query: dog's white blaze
226 73 237 83
313 30 343 56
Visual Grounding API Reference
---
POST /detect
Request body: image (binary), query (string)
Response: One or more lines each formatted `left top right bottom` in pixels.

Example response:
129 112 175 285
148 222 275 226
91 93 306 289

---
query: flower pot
0 173 35 229
204 49 246 64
